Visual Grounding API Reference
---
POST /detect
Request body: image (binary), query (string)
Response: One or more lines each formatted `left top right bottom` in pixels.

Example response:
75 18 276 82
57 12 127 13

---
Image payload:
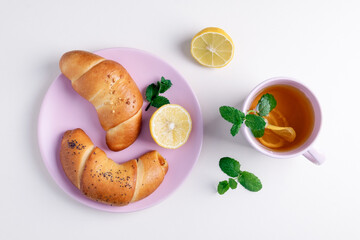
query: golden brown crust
106 109 142 151
59 129 168 206
59 129 95 188
81 147 137 206
59 50 143 150
60 50 104 81
131 151 168 202
73 60 142 130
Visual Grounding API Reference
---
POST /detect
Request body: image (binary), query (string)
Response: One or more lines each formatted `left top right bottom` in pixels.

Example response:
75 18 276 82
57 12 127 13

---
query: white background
1 0 359 239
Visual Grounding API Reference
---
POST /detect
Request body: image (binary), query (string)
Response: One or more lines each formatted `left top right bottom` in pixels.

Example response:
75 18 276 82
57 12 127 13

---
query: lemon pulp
150 104 192 149
191 27 234 68
259 109 288 148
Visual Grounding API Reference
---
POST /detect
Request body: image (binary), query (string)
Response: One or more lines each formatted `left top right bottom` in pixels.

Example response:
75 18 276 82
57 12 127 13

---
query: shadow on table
179 37 206 67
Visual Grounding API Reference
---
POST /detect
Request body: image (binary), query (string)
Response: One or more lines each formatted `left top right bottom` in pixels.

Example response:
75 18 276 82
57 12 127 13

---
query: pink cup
242 77 325 165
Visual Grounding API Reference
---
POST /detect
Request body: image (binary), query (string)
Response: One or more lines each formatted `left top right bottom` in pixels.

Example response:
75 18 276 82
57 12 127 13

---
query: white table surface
1 0 359 239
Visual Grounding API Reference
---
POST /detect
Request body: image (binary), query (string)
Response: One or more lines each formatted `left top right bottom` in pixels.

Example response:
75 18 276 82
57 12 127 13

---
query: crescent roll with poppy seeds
60 128 168 206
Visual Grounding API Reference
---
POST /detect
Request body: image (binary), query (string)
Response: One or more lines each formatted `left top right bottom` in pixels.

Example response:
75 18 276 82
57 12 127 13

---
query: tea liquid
249 84 315 152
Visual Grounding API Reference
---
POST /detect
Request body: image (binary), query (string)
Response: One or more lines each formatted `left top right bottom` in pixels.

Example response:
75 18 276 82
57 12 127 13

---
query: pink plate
38 48 203 212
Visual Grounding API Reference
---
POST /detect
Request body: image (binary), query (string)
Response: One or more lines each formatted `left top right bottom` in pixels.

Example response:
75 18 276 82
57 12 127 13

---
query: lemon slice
150 104 192 149
264 109 288 126
259 129 286 149
191 27 234 68
263 109 296 142
266 124 296 142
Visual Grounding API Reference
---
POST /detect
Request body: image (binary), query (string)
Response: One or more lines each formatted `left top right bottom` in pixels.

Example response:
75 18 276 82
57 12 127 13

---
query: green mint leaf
238 171 262 192
158 77 172 93
219 106 245 125
151 96 170 108
229 178 238 189
245 114 266 130
230 124 241 136
257 93 277 116
219 157 241 177
257 99 271 117
217 180 230 195
145 83 159 102
245 114 266 137
250 128 265 138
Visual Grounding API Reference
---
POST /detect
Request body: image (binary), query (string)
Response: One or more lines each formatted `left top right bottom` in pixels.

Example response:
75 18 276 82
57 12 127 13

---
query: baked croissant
60 128 168 206
59 50 143 151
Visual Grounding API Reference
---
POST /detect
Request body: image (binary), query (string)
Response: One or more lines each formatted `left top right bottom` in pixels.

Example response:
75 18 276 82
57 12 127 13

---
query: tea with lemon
249 84 315 152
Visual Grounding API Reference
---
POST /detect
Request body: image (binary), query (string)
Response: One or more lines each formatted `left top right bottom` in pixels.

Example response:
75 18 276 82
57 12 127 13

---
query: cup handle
303 147 325 165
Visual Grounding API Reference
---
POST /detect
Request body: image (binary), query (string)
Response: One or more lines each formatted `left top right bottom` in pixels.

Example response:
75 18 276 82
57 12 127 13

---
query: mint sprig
145 77 172 111
217 157 262 194
219 93 276 138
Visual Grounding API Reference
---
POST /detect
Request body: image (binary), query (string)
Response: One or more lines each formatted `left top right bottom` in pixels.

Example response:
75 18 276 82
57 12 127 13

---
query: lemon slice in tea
259 129 286 149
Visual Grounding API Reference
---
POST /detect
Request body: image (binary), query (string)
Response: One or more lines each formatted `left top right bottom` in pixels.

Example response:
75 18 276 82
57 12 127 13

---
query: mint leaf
245 114 266 131
238 171 262 192
250 128 265 138
257 93 276 116
219 106 245 125
145 77 172 111
257 99 270 117
145 83 159 102
229 178 238 189
219 157 241 177
245 114 266 137
230 124 241 136
151 96 170 108
158 77 172 93
218 180 230 195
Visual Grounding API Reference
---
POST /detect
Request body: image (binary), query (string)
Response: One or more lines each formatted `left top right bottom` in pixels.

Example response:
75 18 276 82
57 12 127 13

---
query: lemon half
191 27 234 68
150 104 192 149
